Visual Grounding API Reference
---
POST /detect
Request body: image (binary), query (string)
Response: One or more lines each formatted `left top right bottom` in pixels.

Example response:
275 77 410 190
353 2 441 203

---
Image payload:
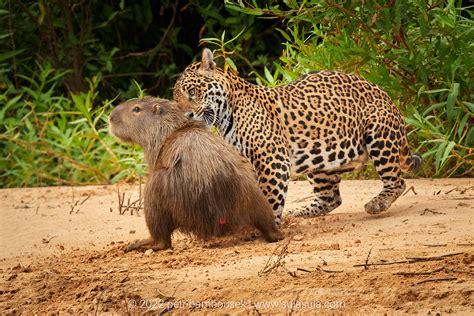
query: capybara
109 97 283 251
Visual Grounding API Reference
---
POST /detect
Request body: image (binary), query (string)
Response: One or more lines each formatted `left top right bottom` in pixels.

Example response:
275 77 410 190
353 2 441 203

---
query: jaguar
173 48 421 224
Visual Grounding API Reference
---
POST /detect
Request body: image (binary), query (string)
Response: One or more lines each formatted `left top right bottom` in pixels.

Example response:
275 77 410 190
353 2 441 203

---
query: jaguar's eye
188 88 196 97
132 106 141 113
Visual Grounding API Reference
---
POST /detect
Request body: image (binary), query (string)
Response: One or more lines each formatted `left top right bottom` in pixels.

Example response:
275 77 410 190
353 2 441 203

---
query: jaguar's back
173 49 421 222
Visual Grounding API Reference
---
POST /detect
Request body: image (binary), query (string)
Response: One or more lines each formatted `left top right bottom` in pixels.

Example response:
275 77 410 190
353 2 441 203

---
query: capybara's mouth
108 124 133 143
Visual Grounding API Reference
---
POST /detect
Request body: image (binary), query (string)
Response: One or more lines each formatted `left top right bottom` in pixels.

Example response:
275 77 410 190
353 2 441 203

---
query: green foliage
225 0 474 177
0 0 472 188
0 0 282 99
0 64 145 187
0 0 283 188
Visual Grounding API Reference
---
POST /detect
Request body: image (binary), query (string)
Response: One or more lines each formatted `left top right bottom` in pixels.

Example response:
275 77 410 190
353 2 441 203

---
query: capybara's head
109 97 188 148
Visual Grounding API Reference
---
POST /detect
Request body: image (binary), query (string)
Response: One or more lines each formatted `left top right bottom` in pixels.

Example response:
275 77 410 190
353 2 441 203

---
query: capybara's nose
109 110 118 123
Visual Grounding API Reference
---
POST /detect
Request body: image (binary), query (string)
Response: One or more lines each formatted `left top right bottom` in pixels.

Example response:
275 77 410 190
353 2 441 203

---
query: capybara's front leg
138 197 174 251
125 238 170 252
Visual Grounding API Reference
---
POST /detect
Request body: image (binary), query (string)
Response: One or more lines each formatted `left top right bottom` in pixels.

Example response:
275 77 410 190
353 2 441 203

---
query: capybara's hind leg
125 238 170 252
254 214 284 242
261 225 284 242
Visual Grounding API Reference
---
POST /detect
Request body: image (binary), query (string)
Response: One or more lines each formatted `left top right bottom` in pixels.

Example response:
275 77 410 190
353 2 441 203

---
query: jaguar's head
173 49 229 127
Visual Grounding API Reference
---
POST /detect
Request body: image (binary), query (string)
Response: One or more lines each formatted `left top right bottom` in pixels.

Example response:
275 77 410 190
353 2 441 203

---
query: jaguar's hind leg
288 171 342 217
365 131 406 214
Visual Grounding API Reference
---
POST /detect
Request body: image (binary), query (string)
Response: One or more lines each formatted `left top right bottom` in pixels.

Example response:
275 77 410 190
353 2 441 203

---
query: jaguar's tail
400 133 422 173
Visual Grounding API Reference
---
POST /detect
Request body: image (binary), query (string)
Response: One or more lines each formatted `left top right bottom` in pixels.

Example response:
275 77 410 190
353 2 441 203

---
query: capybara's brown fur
109 97 283 251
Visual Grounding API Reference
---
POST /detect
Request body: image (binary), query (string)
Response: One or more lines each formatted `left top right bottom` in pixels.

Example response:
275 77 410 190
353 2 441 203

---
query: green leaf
463 101 474 113
440 141 456 169
0 95 22 121
0 33 12 40
225 4 263 15
264 67 274 85
434 141 447 173
0 49 25 63
465 126 474 147
418 11 429 34
421 88 450 94
422 102 446 116
394 0 402 32
457 113 469 139
225 57 237 72
69 118 88 125
446 82 460 122
275 28 291 42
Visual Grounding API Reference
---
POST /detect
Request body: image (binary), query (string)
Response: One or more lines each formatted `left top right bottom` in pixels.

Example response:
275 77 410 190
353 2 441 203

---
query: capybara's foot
262 227 284 242
125 238 170 252
244 230 260 241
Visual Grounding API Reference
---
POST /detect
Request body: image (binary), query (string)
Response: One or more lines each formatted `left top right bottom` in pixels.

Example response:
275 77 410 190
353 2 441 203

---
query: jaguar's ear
199 48 216 74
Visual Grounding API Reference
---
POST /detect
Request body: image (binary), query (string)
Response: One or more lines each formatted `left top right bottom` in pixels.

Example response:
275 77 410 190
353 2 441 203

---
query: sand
0 179 473 314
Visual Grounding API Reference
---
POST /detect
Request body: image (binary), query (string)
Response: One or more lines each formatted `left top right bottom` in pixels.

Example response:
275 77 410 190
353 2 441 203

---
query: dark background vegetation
0 0 472 187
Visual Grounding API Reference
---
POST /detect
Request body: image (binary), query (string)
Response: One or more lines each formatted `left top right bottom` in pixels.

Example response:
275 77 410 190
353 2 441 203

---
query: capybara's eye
188 88 196 96
132 106 141 113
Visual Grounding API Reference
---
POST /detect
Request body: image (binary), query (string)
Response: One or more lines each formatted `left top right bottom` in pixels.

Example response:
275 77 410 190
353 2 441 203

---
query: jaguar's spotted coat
173 49 421 224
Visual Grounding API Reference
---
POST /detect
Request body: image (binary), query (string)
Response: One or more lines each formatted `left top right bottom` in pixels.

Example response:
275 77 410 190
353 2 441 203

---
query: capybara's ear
199 48 216 74
152 104 163 115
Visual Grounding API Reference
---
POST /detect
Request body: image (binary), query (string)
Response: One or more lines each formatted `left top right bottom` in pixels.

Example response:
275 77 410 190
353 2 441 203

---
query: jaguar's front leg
254 154 291 226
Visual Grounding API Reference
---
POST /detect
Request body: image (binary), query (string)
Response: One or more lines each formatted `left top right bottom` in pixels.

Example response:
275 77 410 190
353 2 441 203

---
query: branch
324 1 400 49
116 0 178 60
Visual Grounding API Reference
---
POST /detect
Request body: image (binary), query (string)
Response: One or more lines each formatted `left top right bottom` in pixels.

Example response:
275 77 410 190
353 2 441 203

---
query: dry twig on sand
259 239 291 276
395 266 474 277
295 267 344 274
363 247 373 270
115 184 143 215
415 277 457 285
402 186 418 196
252 302 262 315
406 252 464 263
422 243 447 247
354 252 465 267
158 273 187 314
316 267 344 273
42 235 58 244
444 185 474 195
353 260 407 267
288 291 301 316
419 208 445 216
69 187 91 214
394 267 444 276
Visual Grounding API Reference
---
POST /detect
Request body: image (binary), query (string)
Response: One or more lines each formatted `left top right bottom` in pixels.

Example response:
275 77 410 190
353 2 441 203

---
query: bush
224 0 473 177
0 0 283 187
0 64 145 187
0 0 472 188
